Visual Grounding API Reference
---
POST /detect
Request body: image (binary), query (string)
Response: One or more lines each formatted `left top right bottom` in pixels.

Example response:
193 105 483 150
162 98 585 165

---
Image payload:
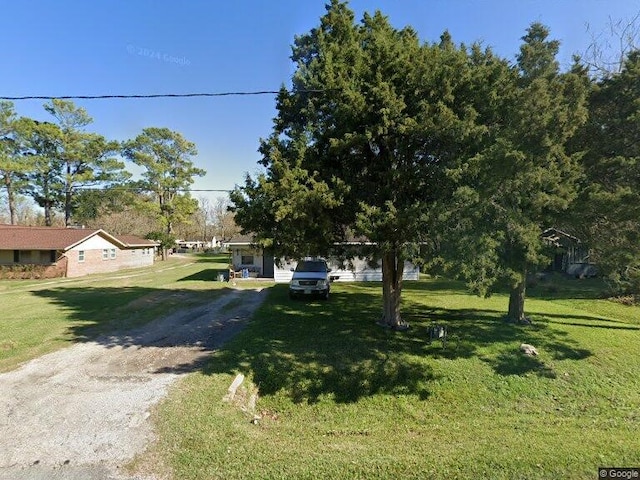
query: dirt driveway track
0 287 268 480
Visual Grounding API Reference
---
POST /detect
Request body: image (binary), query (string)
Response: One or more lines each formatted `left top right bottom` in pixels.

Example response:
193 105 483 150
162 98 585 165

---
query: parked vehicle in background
289 259 331 300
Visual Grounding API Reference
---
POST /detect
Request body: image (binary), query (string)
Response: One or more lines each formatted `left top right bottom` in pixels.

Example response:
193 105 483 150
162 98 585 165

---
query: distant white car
288 259 331 300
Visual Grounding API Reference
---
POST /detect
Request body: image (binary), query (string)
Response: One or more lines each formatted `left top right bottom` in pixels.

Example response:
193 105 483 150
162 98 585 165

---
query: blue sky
3 0 639 202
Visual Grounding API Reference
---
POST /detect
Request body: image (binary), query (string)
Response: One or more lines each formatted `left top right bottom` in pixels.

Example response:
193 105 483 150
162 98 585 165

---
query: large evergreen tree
438 23 588 321
570 50 640 293
232 1 489 329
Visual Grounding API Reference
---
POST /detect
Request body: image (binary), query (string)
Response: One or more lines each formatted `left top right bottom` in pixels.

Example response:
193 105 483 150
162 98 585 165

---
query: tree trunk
379 249 408 330
507 266 528 323
158 193 168 261
65 163 72 227
42 178 53 226
65 190 72 226
4 178 17 225
44 201 53 226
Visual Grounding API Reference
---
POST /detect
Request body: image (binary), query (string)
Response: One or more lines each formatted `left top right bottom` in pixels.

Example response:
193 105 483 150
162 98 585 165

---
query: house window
241 255 254 265
102 249 109 260
50 250 57 263
110 248 116 259
78 250 85 262
13 250 19 263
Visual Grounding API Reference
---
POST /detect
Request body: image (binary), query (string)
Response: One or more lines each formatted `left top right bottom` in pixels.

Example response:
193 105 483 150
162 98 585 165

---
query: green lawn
3 259 639 479
139 276 640 480
0 253 239 372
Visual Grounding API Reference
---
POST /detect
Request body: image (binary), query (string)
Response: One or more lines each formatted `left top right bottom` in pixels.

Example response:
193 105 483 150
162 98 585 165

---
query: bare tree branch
584 11 640 77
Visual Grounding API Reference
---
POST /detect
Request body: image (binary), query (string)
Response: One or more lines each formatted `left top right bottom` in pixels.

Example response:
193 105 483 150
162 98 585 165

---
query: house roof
0 225 156 250
223 233 255 246
542 228 580 246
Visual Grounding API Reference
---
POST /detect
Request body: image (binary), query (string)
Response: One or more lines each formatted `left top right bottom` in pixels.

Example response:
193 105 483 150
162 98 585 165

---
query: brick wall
65 247 154 277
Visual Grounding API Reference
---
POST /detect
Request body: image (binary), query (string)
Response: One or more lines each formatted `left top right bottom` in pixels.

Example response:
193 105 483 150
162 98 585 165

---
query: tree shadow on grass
527 273 610 300
543 319 640 331
400 298 598 378
489 352 558 378
410 274 610 301
30 283 438 405
545 342 592 361
243 345 435 403
480 335 591 377
178 269 228 282
173 252 230 263
31 285 241 355
202 285 438 404
29 278 608 403
199 280 613 402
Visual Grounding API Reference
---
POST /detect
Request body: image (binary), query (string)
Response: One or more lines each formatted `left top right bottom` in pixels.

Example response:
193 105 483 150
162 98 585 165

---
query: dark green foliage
570 51 640 293
1 101 202 236
3 100 129 226
232 1 491 327
16 117 65 226
71 186 139 223
435 23 588 321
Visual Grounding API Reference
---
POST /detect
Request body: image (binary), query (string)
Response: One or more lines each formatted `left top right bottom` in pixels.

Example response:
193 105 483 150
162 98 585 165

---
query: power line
0 89 326 101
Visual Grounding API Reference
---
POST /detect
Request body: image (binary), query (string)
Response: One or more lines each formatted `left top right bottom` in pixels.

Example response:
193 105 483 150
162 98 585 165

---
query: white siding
274 257 419 283
230 246 264 275
274 258 298 283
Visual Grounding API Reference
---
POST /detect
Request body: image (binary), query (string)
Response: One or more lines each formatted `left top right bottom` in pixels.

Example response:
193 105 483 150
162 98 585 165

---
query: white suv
289 259 331 300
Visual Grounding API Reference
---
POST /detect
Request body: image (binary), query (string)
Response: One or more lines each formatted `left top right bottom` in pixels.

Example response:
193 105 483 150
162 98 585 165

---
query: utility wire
0 89 325 101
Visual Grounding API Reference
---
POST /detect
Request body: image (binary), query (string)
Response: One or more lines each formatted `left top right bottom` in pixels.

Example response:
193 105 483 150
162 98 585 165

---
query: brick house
0 225 158 278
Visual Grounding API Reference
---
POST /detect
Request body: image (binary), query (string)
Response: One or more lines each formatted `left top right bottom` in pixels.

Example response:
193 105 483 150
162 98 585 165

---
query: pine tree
232 1 485 328
440 23 588 321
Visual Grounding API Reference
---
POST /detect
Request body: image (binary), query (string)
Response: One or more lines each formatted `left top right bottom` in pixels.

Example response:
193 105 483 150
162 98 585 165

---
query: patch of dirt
0 287 268 480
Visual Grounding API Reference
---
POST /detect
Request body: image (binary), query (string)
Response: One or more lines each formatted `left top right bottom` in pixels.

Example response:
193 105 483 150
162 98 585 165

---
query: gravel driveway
0 287 268 480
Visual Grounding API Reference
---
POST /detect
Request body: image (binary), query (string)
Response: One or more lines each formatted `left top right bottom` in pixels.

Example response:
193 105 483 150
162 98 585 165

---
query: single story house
0 224 158 278
542 227 597 277
223 234 420 282
223 234 274 278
